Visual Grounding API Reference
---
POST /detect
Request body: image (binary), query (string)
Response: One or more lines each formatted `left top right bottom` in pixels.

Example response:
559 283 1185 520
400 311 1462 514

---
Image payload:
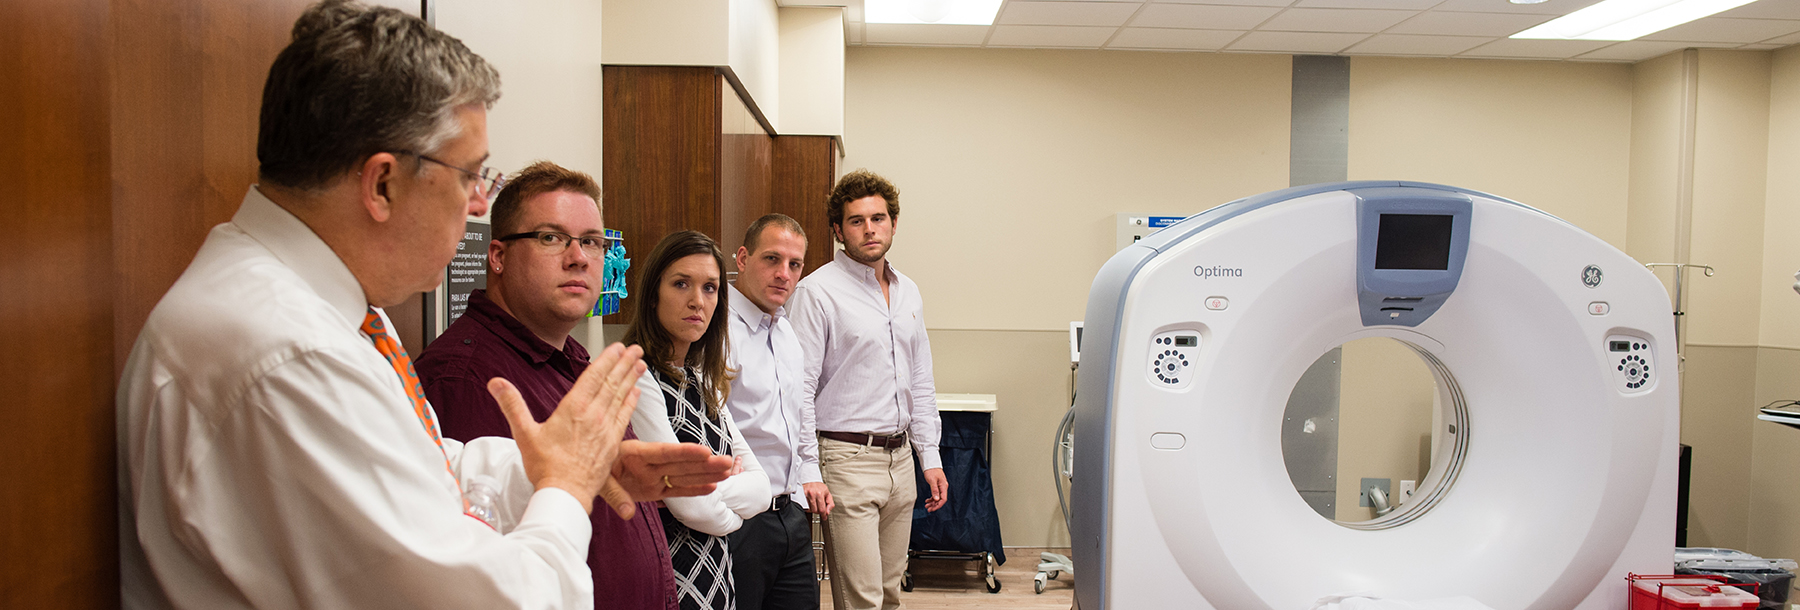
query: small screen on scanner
1375 214 1454 271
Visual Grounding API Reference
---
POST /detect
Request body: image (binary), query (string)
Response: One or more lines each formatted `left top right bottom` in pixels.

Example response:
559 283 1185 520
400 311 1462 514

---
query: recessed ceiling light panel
1512 0 1762 41
864 0 1005 25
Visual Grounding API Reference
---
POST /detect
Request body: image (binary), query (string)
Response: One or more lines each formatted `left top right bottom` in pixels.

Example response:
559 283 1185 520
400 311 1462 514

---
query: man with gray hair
116 2 730 608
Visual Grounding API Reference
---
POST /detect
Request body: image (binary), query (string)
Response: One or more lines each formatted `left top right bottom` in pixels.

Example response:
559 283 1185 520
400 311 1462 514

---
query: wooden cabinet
772 134 840 280
603 65 838 323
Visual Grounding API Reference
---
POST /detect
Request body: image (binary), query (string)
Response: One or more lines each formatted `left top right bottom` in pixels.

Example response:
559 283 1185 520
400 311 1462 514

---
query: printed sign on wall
445 220 489 327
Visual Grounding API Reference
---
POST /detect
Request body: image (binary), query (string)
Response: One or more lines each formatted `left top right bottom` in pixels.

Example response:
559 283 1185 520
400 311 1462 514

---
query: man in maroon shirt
417 161 678 610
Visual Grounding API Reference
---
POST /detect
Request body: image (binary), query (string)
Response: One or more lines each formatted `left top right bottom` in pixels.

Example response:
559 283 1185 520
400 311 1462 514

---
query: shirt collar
463 289 589 367
832 248 898 284
728 283 783 331
232 186 367 329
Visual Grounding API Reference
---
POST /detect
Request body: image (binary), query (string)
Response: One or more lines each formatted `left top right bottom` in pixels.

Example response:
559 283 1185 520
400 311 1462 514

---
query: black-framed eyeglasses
497 231 606 258
399 150 507 203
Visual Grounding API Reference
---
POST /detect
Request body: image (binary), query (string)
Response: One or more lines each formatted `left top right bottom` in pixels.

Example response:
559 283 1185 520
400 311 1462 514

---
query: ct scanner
1071 182 1679 609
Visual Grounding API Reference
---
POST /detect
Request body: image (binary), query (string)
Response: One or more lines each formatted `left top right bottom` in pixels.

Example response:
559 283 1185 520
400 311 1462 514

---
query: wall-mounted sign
429 219 489 342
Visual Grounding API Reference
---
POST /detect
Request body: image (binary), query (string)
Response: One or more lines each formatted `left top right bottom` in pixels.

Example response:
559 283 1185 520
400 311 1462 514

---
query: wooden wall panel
0 0 115 606
603 66 723 324
112 0 311 370
771 136 839 278
5 0 312 606
718 74 774 260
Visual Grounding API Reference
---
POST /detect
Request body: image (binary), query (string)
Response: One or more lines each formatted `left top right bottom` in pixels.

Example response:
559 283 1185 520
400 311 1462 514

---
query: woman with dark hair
625 230 769 610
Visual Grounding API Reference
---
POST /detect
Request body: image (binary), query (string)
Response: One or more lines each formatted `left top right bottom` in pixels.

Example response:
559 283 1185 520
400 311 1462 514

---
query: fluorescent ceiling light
1511 0 1761 41
863 0 1005 25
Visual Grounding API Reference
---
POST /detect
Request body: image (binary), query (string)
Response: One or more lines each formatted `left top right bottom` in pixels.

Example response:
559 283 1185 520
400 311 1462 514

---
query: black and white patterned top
654 367 736 610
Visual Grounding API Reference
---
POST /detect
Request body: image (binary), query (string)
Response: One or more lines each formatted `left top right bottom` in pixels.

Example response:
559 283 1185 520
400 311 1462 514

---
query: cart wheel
901 571 913 592
1034 573 1048 594
986 575 1002 594
1048 570 1060 580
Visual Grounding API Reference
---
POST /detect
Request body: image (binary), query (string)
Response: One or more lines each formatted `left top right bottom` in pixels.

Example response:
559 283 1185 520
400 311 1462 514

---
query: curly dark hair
826 169 900 244
621 231 735 419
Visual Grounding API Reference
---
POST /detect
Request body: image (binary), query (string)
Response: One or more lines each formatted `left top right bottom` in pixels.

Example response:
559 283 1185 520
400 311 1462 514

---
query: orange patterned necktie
361 307 469 511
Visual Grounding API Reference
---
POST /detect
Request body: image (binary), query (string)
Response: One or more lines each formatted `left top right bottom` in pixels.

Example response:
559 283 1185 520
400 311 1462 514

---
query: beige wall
440 0 605 176
1744 45 1800 564
1682 345 1760 549
1333 338 1437 522
1760 46 1800 350
1347 56 1634 248
843 47 1292 332
1687 51 1771 347
602 0 782 129
928 330 1076 548
1748 347 1800 561
601 0 728 68
729 0 780 127
842 47 1292 546
778 7 846 137
435 0 609 348
1628 52 1687 281
1628 50 1783 552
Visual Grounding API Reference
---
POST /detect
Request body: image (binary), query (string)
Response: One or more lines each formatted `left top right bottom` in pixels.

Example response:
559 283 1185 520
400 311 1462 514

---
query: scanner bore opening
1280 337 1469 530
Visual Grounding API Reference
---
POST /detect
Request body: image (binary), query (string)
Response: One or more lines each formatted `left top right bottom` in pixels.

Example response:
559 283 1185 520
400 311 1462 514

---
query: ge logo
1582 265 1603 288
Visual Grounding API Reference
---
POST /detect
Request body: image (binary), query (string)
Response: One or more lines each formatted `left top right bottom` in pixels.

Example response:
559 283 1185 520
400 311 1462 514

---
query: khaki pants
819 437 916 610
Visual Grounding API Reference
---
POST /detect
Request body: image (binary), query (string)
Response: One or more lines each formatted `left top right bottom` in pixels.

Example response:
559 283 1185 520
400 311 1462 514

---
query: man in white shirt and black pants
726 214 820 610
790 170 949 610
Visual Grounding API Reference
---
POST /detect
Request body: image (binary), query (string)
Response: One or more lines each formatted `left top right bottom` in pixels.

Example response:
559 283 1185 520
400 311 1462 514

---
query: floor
816 548 1076 610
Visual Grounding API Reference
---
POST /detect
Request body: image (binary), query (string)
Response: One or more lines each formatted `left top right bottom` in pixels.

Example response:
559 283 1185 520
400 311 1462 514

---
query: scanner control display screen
1375 214 1454 271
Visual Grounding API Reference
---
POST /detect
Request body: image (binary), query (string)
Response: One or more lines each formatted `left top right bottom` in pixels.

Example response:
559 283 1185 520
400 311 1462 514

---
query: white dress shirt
117 188 594 610
788 249 943 486
631 369 770 536
724 284 810 502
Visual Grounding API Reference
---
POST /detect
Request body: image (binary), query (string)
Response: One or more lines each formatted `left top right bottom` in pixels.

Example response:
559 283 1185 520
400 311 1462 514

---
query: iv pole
1643 262 1714 370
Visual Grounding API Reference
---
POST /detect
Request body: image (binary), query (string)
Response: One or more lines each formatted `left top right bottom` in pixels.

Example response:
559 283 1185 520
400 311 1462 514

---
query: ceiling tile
1763 30 1800 44
999 1 1143 26
987 24 1120 47
1574 41 1702 62
1107 27 1243 49
1261 8 1416 33
1431 0 1603 15
1459 38 1610 59
1716 0 1800 20
1151 0 1294 6
1296 0 1438 8
1227 30 1368 52
1640 17 1800 44
1346 34 1492 55
1389 11 1553 37
1131 3 1282 29
864 24 991 45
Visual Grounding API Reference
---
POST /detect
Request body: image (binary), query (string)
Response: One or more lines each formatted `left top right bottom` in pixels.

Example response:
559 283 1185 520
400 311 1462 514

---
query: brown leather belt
820 430 908 449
